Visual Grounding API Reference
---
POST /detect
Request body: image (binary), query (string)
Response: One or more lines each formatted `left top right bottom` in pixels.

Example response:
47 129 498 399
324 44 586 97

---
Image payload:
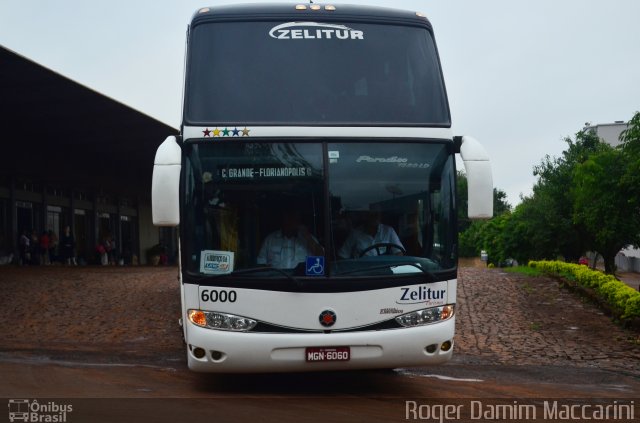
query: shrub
529 260 640 321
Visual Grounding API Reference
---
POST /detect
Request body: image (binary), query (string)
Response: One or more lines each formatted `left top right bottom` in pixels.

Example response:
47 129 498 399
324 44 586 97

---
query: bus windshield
185 21 450 126
183 141 456 282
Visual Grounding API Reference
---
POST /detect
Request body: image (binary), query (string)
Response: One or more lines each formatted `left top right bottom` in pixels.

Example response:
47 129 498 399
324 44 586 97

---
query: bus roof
191 3 433 29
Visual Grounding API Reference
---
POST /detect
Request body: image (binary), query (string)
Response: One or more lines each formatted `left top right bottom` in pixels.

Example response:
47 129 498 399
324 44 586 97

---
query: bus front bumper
184 317 455 373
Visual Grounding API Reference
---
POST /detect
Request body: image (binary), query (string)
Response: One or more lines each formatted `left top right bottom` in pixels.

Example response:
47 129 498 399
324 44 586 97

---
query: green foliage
457 171 511 258
458 220 486 257
620 111 640 154
529 260 640 319
477 213 510 266
502 266 544 277
572 145 640 273
620 111 640 227
502 194 561 263
458 112 640 271
530 129 604 262
457 171 510 235
493 187 511 217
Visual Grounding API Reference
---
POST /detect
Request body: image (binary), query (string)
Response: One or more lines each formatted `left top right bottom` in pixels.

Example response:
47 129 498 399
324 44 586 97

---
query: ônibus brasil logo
7 399 73 422
269 22 364 40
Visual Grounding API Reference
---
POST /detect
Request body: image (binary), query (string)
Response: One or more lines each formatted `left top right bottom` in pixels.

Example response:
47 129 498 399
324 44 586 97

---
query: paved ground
456 268 640 376
619 271 640 291
0 265 638 376
1 265 639 422
0 266 183 363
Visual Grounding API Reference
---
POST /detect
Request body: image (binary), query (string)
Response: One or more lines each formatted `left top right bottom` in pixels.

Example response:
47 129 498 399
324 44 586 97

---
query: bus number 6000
201 289 237 303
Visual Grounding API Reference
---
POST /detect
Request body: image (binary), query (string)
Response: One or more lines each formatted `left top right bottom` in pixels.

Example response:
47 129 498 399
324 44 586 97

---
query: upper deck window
185 20 450 126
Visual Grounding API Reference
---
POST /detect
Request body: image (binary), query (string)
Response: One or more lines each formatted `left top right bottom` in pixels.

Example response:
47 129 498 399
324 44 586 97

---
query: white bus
152 3 493 372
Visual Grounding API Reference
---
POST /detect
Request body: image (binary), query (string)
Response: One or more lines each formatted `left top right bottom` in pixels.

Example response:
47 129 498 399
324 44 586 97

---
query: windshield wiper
335 262 436 279
193 266 303 287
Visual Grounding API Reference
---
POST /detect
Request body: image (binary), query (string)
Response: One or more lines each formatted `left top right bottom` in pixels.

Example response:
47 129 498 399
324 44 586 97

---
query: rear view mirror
459 136 493 219
152 136 181 226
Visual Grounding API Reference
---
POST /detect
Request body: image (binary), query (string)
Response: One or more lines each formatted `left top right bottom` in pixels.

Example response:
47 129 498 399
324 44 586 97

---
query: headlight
395 305 454 327
188 309 257 332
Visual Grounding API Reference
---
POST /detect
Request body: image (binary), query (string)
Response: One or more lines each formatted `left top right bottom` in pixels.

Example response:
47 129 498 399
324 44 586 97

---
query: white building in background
584 121 629 146
584 121 640 273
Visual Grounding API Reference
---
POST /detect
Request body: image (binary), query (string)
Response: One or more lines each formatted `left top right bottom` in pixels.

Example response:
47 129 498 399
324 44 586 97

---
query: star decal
203 126 248 138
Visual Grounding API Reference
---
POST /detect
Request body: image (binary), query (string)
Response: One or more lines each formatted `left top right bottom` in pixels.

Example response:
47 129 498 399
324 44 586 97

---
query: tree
456 171 510 230
530 130 604 262
456 171 511 257
620 111 640 219
502 193 561 263
458 219 486 257
458 113 640 268
478 213 510 265
573 145 640 273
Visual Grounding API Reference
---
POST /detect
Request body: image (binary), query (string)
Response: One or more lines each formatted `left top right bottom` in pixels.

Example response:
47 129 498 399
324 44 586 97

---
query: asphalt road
2 356 638 422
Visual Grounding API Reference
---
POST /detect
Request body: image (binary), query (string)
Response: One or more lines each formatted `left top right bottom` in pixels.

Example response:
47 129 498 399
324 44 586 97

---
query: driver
338 211 404 259
257 209 324 269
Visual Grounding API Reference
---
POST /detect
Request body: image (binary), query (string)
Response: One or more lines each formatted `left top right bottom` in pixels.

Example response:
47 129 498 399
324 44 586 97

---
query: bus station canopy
0 44 178 196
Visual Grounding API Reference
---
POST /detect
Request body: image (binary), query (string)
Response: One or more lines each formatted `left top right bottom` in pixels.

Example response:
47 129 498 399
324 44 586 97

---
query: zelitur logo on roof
269 22 364 40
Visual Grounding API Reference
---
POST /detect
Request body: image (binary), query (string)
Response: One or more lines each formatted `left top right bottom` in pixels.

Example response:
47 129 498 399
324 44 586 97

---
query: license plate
305 346 350 362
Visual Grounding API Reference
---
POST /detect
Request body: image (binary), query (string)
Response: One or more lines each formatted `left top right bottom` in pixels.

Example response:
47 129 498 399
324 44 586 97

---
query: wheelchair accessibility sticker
305 256 325 276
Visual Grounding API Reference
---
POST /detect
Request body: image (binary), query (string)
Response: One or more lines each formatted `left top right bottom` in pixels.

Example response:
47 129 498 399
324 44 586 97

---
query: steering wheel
358 243 406 257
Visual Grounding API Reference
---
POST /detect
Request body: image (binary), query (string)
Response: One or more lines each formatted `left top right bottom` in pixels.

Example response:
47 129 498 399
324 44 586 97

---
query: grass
502 266 544 277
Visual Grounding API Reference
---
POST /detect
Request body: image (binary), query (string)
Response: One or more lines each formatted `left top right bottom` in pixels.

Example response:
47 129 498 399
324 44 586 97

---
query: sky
1 0 639 208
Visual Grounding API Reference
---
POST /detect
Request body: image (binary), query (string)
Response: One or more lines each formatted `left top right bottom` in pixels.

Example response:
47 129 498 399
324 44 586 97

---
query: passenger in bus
256 209 324 269
338 211 404 259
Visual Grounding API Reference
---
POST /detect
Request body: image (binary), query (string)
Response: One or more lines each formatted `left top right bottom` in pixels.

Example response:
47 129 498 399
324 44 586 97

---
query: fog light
441 340 452 352
425 344 438 354
211 350 224 361
193 347 206 358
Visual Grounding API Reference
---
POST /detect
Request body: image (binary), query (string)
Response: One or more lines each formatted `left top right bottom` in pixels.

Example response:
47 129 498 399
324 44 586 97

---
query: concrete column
93 193 99 249
116 196 122 264
9 177 16 255
69 189 75 235
138 202 159 265
136 195 141 264
41 181 47 233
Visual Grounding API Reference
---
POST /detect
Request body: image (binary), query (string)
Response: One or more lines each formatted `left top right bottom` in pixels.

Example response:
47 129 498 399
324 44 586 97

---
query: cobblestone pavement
455 267 640 376
0 266 184 363
0 266 638 376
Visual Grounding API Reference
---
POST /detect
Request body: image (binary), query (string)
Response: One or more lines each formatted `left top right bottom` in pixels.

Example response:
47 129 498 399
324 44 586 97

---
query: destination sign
220 166 314 179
